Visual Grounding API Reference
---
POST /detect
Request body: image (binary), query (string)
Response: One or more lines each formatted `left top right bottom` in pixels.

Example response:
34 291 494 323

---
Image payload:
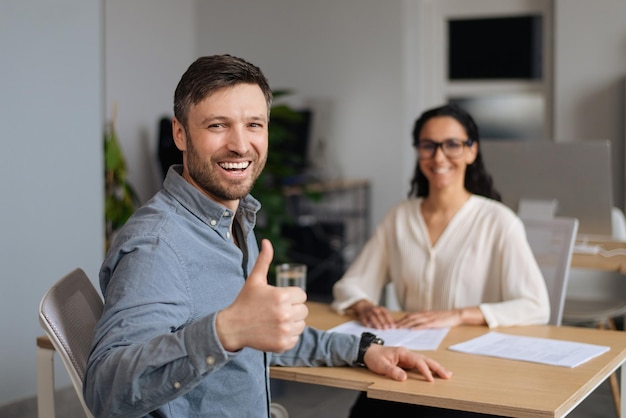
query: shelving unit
282 179 370 301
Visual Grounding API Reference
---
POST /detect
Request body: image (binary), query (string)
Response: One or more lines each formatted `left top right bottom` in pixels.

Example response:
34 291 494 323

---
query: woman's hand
395 307 485 329
350 300 396 329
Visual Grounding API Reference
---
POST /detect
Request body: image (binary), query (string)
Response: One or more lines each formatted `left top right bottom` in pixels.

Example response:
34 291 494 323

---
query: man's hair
173 54 273 129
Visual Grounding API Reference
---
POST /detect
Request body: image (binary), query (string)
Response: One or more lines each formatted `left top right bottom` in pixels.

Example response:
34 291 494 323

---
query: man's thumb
246 239 274 285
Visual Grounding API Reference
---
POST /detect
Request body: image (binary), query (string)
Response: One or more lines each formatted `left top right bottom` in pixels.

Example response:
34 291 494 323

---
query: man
83 54 452 417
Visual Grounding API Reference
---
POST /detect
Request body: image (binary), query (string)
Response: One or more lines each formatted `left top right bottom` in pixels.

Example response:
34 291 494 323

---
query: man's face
172 83 268 210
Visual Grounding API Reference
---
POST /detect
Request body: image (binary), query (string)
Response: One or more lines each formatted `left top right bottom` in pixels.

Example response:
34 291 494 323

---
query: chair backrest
39 268 102 418
611 206 626 240
521 217 578 326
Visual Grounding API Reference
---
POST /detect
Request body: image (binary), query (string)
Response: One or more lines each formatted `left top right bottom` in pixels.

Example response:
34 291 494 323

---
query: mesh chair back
39 268 102 417
521 217 578 326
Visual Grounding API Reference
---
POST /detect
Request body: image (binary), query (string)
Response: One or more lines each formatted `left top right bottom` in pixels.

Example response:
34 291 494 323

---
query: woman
332 103 550 416
333 103 549 329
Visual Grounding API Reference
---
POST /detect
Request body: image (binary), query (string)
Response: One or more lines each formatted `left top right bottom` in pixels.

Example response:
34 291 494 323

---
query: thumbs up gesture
216 239 308 353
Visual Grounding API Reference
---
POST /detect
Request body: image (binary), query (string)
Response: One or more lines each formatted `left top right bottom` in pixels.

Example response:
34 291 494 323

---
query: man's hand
216 239 308 353
363 344 452 382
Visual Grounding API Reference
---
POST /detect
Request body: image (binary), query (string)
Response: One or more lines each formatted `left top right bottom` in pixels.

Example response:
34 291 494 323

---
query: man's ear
172 117 187 152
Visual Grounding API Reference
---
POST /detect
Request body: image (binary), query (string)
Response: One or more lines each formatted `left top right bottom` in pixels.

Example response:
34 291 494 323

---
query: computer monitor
480 140 613 237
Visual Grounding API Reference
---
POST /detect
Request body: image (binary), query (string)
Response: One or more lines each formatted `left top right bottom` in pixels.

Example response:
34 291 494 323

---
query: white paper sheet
448 331 610 368
327 320 449 351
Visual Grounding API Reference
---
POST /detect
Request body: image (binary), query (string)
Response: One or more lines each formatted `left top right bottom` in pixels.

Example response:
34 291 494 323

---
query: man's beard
186 137 266 201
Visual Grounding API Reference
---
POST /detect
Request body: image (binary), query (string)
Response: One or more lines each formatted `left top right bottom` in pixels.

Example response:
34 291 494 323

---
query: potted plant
253 90 315 270
104 107 140 251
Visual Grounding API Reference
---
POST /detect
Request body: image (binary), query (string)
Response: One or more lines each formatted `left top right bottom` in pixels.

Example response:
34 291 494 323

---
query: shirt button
210 219 217 226
224 211 231 217
173 381 181 390
226 232 231 238
206 356 215 365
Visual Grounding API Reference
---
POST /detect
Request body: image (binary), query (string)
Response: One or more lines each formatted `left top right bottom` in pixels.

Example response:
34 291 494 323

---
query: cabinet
282 179 370 302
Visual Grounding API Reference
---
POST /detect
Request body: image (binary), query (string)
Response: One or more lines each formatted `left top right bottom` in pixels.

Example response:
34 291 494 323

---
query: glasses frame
416 138 474 160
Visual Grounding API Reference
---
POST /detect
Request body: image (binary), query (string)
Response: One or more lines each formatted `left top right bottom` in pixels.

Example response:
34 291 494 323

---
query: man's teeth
220 162 250 170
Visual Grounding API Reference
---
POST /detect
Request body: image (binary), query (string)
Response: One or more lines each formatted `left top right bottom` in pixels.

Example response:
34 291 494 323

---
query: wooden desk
270 302 626 418
571 239 626 274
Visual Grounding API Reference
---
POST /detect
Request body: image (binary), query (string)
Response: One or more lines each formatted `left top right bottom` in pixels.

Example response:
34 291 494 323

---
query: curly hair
408 103 501 201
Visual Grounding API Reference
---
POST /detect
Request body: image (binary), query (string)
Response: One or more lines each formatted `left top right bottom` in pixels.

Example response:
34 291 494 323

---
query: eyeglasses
416 139 474 160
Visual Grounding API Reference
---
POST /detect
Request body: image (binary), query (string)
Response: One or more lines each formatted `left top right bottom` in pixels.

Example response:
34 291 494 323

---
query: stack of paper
449 332 610 368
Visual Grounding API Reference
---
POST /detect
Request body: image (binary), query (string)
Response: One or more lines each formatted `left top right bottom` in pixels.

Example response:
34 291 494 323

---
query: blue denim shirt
83 166 359 418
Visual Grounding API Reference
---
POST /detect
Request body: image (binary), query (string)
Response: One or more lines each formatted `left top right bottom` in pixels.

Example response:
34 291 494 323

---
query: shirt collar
162 165 261 238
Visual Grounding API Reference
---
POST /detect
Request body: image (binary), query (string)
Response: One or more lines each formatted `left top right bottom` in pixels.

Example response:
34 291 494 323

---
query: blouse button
173 381 181 390
226 232 231 239
206 356 215 365
210 219 217 226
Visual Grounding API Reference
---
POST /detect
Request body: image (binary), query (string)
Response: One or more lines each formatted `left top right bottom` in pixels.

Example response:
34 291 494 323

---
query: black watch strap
355 332 385 367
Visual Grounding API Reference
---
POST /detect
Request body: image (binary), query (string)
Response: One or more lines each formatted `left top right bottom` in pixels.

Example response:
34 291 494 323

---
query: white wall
194 0 409 226
109 0 409 228
0 0 104 405
109 0 626 229
105 0 197 202
554 0 626 209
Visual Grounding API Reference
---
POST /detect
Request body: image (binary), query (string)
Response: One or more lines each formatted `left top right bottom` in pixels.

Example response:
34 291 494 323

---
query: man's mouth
219 161 250 171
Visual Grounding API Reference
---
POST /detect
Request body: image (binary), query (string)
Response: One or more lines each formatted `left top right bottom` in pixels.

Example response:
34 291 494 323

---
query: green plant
252 90 310 268
104 113 140 251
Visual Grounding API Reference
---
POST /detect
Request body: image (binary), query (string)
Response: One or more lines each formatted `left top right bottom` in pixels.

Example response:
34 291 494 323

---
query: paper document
449 332 610 368
327 320 449 351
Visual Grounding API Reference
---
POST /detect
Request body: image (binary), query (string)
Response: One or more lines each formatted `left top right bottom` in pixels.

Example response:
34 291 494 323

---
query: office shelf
282 179 370 301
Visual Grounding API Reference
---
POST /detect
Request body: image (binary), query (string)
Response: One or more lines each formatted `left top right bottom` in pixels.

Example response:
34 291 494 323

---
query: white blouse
332 195 550 327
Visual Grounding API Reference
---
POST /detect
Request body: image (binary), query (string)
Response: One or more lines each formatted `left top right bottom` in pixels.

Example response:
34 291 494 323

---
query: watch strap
355 332 384 367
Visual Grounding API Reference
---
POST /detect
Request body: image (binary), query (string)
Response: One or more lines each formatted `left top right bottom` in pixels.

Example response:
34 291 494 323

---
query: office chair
271 402 289 418
521 217 578 326
561 206 626 416
39 268 100 418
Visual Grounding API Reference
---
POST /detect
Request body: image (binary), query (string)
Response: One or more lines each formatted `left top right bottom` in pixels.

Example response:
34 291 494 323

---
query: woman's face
416 116 477 193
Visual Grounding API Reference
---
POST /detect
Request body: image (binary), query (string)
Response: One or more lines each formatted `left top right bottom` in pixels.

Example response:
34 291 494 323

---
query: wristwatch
355 332 385 367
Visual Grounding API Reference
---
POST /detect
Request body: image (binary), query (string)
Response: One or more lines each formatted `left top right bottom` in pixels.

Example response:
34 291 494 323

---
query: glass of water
275 263 307 291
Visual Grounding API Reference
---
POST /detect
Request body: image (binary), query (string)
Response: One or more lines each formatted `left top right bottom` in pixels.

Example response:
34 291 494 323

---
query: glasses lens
442 140 464 157
417 141 436 159
417 139 470 159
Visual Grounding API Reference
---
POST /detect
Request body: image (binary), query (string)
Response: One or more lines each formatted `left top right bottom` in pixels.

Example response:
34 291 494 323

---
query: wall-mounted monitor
448 15 543 80
480 140 613 237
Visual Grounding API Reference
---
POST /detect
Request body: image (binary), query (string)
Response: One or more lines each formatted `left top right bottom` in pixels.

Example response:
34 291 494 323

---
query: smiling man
83 55 451 418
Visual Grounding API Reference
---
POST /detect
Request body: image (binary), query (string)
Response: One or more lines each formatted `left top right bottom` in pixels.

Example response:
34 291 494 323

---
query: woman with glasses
333 103 549 416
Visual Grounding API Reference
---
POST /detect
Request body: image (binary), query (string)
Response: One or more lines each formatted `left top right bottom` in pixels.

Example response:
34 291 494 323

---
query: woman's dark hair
408 103 501 201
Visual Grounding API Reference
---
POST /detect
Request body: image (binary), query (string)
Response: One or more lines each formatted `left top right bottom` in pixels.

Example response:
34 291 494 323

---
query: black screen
448 15 542 80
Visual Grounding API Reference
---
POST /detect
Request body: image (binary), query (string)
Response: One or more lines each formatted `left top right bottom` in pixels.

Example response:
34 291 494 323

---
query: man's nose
226 127 249 154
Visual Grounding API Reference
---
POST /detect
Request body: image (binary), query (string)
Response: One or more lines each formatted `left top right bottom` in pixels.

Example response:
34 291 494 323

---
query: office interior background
1 0 625 411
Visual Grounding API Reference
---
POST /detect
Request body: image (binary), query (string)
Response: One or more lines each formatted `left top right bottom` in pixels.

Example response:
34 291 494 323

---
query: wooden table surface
571 238 626 274
270 302 626 418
